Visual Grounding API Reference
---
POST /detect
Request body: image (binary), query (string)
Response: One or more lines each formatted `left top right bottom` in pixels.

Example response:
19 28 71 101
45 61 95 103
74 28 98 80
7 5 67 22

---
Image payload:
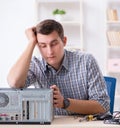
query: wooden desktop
0 116 119 128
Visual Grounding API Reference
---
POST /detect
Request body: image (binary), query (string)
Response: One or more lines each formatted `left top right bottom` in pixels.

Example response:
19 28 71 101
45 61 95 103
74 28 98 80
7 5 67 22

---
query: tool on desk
79 112 113 122
104 111 120 125
79 115 97 122
104 118 120 125
96 112 113 120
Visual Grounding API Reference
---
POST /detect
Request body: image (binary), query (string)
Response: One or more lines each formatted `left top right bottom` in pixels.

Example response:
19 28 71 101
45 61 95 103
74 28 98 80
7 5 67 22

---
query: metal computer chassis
0 88 53 124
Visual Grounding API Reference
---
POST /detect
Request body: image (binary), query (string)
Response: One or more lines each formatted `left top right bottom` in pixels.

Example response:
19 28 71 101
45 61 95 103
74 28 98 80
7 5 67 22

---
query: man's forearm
7 42 36 88
66 98 105 115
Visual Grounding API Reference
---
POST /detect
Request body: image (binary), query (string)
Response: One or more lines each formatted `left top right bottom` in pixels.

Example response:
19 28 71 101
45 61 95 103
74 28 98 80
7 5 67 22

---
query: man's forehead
37 37 60 44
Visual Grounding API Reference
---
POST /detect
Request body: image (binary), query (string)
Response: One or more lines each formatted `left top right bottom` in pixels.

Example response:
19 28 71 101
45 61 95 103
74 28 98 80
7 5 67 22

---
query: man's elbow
7 76 24 89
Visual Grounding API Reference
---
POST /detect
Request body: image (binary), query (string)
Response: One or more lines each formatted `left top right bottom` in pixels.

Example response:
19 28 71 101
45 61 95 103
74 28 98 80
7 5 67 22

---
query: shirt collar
62 49 69 71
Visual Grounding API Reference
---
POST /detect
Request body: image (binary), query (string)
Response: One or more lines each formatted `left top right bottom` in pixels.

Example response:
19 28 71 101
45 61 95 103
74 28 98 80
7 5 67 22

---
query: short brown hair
36 19 64 40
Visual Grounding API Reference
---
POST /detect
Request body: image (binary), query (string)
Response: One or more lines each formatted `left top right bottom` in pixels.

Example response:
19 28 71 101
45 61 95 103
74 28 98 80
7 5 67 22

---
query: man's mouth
48 56 55 59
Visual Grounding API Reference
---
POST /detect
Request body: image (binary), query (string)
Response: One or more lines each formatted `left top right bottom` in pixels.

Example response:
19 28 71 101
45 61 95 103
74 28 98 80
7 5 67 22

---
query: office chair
104 76 116 114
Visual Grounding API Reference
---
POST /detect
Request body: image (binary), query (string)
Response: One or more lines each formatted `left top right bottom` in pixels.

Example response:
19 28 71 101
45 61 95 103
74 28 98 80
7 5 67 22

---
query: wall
83 0 107 74
0 0 36 87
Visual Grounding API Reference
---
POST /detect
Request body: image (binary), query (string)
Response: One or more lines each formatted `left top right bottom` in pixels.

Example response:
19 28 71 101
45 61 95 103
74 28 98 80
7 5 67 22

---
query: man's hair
36 19 64 40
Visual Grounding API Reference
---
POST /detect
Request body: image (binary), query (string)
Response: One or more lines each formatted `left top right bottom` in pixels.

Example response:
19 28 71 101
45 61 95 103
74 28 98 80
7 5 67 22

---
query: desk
0 116 119 128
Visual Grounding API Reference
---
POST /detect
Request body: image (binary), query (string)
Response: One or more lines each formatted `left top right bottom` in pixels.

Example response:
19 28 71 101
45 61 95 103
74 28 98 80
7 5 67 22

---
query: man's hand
50 85 64 108
25 27 37 45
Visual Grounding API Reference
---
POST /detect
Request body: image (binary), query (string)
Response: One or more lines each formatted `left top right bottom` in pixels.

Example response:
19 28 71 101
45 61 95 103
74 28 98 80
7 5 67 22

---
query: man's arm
7 27 37 88
50 85 105 115
66 98 105 114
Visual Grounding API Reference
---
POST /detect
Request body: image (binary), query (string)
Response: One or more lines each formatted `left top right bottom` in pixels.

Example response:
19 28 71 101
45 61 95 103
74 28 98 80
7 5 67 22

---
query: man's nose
47 46 53 54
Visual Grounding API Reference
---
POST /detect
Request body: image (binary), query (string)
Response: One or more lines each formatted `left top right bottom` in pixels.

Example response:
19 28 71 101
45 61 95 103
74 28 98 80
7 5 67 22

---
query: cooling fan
0 93 9 107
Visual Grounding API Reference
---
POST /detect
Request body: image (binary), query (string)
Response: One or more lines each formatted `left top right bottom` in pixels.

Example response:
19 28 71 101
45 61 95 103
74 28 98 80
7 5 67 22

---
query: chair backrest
104 76 116 114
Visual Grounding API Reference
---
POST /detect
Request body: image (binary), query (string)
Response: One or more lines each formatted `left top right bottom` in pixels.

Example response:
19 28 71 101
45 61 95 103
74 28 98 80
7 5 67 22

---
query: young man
7 19 110 115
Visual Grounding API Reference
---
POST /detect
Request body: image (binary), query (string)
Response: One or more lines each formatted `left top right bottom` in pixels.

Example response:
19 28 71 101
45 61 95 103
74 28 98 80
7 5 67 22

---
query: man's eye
41 45 46 48
39 44 46 48
51 42 58 46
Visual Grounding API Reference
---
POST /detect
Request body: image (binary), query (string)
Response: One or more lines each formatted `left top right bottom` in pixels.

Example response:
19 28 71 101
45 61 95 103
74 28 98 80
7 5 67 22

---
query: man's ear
63 36 67 46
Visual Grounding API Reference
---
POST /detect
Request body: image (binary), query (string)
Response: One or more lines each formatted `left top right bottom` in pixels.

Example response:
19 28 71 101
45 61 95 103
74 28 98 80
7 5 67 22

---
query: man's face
37 31 67 70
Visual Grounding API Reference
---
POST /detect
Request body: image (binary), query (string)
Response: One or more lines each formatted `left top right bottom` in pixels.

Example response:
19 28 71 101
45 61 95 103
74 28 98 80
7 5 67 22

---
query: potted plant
52 9 66 21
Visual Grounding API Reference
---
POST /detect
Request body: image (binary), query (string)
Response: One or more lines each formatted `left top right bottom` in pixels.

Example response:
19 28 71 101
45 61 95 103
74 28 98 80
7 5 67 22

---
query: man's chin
47 61 55 66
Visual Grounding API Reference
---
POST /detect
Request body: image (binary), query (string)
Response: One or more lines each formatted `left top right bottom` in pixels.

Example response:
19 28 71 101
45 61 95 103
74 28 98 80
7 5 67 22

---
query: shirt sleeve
86 54 110 112
24 57 38 88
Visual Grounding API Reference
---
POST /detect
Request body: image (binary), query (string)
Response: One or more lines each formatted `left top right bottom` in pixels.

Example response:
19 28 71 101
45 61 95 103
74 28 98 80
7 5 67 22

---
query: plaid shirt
25 49 110 115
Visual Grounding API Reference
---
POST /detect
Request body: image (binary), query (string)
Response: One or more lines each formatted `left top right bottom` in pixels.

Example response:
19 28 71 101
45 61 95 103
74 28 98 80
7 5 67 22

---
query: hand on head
25 27 37 45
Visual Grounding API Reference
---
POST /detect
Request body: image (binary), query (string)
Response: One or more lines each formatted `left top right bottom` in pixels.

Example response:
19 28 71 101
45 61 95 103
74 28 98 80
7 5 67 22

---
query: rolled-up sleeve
87 54 110 112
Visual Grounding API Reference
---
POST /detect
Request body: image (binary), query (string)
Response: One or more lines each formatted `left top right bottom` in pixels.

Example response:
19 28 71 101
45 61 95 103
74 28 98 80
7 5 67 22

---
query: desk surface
0 116 119 128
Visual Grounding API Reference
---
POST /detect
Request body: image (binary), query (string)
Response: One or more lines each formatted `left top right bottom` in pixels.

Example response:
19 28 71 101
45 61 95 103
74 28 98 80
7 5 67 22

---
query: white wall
83 0 107 74
0 0 36 87
0 0 107 87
